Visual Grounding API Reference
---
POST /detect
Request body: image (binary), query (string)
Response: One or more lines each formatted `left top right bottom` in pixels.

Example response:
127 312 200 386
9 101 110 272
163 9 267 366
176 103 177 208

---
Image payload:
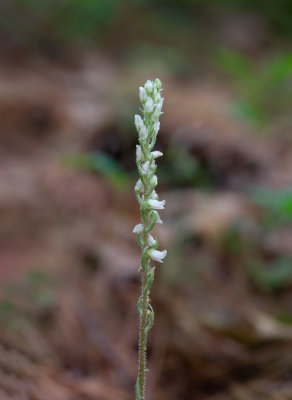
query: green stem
137 263 149 400
137 175 150 400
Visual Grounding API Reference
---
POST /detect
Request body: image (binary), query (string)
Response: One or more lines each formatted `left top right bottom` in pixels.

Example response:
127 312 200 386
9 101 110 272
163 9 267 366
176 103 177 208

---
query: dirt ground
0 55 292 400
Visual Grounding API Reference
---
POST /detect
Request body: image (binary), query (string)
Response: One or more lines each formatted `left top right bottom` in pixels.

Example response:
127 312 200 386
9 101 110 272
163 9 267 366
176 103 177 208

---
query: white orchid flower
148 199 165 210
149 249 167 263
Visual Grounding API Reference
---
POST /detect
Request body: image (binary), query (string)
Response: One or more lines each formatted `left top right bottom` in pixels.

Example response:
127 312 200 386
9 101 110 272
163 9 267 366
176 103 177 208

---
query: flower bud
135 179 143 192
145 80 153 94
135 114 143 129
151 175 158 187
147 234 157 247
135 114 147 139
136 145 143 162
154 78 162 90
152 106 162 120
150 190 159 200
142 161 150 175
152 211 163 224
139 86 147 102
153 122 160 135
154 92 161 103
145 97 154 113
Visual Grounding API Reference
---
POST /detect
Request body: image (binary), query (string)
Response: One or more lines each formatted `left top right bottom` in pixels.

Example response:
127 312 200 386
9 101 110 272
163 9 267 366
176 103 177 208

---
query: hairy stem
137 177 150 399
137 266 149 400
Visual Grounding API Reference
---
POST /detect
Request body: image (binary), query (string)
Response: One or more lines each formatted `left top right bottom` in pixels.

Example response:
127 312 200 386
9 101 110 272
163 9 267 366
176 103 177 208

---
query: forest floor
0 54 292 400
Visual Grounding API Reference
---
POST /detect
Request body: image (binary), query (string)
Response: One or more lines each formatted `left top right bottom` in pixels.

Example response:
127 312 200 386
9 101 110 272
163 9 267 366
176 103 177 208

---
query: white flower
135 114 143 130
149 199 165 210
147 234 157 246
154 78 162 90
154 92 161 103
142 161 150 175
150 190 159 200
135 179 143 192
156 99 164 113
157 98 164 109
151 150 163 159
153 122 160 135
133 224 144 234
139 87 147 102
152 211 163 224
135 115 147 139
140 125 147 139
145 97 154 113
152 108 161 120
151 175 158 187
145 80 153 94
149 249 167 263
152 99 164 119
136 145 143 162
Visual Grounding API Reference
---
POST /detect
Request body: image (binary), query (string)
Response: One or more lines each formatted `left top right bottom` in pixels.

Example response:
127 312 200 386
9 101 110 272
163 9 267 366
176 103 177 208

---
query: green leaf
246 257 292 291
64 152 130 189
251 187 292 222
216 48 253 80
232 100 267 126
0 300 15 317
263 53 292 84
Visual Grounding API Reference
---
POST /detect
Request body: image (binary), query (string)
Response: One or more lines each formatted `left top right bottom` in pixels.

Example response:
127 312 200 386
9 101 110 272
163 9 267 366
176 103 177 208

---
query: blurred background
0 1 292 399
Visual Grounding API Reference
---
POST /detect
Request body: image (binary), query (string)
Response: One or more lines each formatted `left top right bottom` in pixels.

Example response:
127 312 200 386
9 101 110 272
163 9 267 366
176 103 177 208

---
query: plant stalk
133 78 166 400
137 267 149 400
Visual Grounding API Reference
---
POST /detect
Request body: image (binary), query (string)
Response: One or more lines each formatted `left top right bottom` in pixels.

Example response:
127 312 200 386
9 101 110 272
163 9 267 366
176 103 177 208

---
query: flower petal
152 211 163 224
142 161 150 175
139 87 147 102
149 249 167 263
135 179 143 192
147 234 157 246
136 145 143 162
150 190 159 200
145 97 154 113
149 199 165 210
133 224 144 234
151 175 158 187
151 150 163 159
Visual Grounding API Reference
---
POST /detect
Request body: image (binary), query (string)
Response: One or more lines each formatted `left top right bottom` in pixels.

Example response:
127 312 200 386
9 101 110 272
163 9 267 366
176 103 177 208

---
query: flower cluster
133 78 166 400
133 78 167 264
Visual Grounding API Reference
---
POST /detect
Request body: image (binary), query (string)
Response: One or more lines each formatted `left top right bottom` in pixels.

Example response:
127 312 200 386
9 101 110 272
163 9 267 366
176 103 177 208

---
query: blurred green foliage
246 257 292 291
64 152 130 189
128 44 190 78
65 148 211 190
251 187 292 227
1 0 291 56
217 49 292 129
2 0 120 38
0 269 55 327
159 146 211 188
0 300 15 321
27 269 54 308
56 0 120 38
221 223 248 256
243 188 292 292
146 0 292 36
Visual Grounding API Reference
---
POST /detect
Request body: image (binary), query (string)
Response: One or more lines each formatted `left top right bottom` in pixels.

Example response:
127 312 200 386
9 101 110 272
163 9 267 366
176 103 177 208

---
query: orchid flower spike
133 78 166 400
